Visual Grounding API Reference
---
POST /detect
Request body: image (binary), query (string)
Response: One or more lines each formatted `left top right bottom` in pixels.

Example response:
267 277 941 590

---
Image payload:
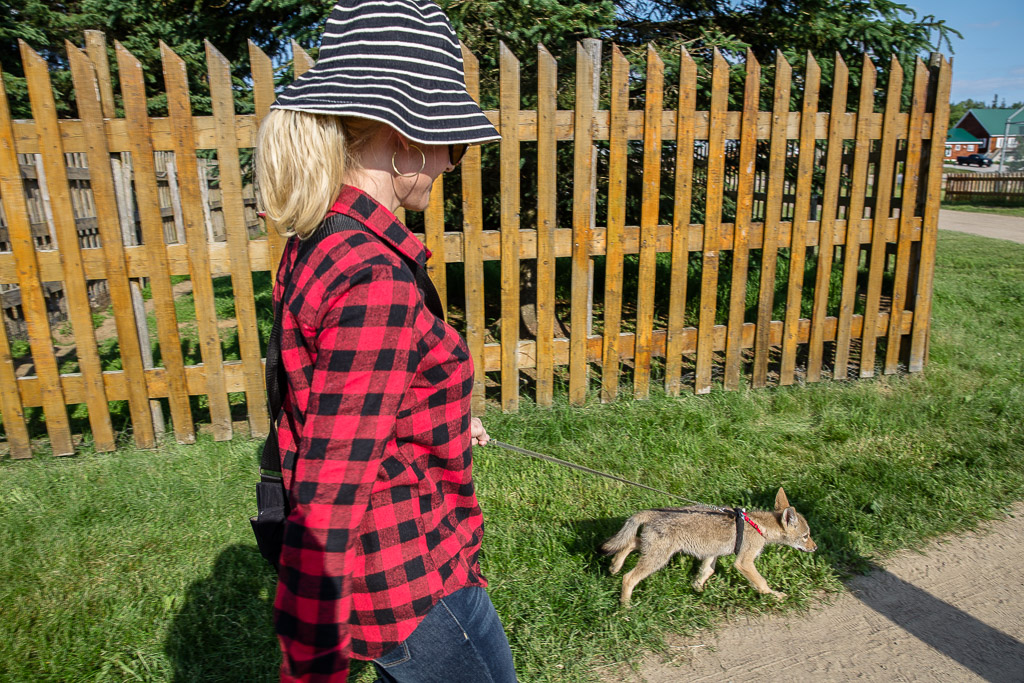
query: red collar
326 185 431 267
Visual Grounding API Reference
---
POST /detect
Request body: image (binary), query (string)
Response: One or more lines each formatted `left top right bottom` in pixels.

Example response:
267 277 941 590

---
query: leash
487 440 765 539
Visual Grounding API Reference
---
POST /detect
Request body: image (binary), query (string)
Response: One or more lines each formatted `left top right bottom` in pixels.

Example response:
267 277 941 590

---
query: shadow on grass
165 544 279 682
166 543 374 682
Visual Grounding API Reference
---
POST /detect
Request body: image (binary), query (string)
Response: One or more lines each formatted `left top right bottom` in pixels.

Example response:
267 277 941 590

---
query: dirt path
939 209 1024 243
609 504 1024 682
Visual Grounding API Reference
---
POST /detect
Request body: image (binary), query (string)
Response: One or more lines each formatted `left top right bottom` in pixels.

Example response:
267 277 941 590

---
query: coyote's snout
602 488 816 605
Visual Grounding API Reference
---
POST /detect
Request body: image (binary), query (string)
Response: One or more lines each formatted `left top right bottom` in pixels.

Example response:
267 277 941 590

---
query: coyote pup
602 488 816 605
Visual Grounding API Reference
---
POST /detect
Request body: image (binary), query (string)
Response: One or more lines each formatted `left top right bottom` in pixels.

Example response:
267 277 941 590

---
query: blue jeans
372 586 517 683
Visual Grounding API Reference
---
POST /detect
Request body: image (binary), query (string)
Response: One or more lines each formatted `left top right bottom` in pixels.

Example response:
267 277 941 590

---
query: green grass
941 203 1024 218
2 230 1024 682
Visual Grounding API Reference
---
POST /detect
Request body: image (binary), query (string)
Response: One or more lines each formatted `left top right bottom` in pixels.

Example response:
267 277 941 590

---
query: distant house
944 128 982 161
952 108 1022 156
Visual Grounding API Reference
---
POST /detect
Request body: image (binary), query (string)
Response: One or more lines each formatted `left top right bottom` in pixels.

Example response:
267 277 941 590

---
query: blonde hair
255 109 379 238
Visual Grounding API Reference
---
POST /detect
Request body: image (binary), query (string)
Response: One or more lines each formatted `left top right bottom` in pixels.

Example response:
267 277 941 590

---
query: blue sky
908 0 1024 105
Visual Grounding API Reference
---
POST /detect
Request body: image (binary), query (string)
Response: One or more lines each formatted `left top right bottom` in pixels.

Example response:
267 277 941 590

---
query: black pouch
250 472 287 570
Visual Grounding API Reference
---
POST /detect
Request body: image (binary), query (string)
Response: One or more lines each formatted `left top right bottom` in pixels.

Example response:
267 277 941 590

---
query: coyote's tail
600 510 657 555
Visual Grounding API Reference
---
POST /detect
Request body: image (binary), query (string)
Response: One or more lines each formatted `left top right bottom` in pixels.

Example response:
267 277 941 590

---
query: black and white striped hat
272 0 500 146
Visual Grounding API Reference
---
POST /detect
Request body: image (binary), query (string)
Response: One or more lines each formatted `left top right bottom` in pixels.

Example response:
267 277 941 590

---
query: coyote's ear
774 487 790 512
782 507 798 528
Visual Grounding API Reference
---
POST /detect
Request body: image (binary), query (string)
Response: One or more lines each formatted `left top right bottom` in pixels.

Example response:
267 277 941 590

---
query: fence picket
67 43 155 448
22 41 114 451
0 64 40 457
859 56 903 378
908 55 951 371
424 178 447 309
834 55 877 379
807 54 848 382
723 50 760 391
569 41 598 405
634 45 664 399
885 58 928 373
780 52 820 384
695 49 728 395
206 41 269 437
249 41 287 288
117 43 194 444
291 40 314 77
499 42 520 412
459 45 486 415
83 31 116 118
664 47 697 395
535 44 557 407
601 46 629 403
161 41 232 440
752 51 792 388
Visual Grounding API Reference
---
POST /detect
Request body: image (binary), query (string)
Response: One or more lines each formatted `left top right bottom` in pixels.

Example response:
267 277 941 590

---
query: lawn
1 230 1023 682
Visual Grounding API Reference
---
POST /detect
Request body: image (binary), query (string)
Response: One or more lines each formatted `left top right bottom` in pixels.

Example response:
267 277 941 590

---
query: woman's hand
470 417 490 447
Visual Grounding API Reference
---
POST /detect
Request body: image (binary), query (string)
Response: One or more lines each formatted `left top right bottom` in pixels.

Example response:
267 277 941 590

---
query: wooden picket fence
944 172 1024 204
0 32 950 458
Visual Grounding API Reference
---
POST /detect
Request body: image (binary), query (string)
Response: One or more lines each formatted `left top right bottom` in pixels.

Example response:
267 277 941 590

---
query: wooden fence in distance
0 33 950 458
944 172 1024 204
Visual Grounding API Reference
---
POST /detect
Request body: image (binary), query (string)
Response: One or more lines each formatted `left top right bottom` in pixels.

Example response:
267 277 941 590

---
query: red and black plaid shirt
272 186 485 681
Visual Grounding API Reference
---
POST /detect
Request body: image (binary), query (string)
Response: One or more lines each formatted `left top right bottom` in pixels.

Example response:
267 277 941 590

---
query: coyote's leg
620 551 671 606
734 556 786 599
692 556 717 591
609 536 640 575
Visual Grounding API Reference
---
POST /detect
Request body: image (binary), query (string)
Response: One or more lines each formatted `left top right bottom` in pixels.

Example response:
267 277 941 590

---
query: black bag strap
259 212 445 474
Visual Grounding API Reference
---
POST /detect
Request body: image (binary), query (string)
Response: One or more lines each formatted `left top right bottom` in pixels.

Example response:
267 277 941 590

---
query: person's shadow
165 544 280 682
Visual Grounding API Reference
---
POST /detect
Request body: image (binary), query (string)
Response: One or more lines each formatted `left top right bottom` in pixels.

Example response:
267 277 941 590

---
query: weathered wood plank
535 44 557 408
499 42 520 412
695 49 728 395
424 177 447 310
859 56 903 378
751 51 792 388
291 40 315 77
118 42 195 444
885 58 928 373
206 40 269 437
83 31 117 119
723 50 761 391
601 45 629 404
0 62 37 457
67 42 155 448
779 52 820 384
665 47 697 396
634 45 664 399
834 55 877 379
249 41 287 289
807 54 848 382
908 55 950 371
23 41 114 451
460 45 486 415
161 41 232 440
569 41 598 405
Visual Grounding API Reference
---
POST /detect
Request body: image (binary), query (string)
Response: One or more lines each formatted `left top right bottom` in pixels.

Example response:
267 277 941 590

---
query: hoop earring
392 144 426 178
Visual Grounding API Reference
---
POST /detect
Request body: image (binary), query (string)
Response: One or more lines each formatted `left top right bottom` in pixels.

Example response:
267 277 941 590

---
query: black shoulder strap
733 507 745 554
259 213 444 474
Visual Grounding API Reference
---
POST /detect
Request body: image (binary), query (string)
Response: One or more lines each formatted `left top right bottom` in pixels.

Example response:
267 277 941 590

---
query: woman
254 1 514 681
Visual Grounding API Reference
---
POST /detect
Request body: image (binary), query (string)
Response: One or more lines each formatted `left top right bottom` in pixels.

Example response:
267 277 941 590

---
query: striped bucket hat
272 0 500 146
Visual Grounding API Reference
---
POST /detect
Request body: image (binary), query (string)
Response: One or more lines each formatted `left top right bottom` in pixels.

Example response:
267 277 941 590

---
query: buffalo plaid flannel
272 186 485 681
